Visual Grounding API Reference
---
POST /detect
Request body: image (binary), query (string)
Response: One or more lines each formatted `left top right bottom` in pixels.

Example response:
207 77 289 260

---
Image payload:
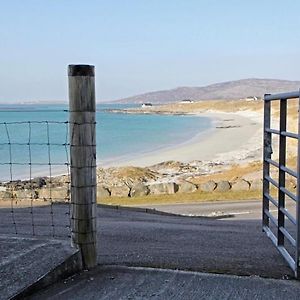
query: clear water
0 103 212 181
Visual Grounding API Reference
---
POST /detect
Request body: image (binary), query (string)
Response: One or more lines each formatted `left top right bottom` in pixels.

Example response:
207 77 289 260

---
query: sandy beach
0 100 274 206
102 110 263 168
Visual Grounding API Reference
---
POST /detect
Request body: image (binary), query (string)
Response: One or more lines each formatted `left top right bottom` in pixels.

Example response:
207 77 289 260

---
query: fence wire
0 115 72 238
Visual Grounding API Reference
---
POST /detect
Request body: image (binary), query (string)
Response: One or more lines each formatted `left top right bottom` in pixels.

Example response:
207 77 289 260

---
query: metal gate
263 91 300 278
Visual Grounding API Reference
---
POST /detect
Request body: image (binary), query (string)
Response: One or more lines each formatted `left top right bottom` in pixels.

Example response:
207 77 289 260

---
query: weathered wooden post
68 64 97 269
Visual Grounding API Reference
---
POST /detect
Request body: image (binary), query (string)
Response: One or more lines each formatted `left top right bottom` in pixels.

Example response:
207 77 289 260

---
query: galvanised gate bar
263 90 300 278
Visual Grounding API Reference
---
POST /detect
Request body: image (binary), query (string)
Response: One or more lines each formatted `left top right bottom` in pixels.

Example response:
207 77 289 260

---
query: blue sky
0 0 300 102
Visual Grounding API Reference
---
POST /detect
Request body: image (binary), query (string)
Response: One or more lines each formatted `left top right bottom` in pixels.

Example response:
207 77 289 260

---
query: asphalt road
0 201 295 281
137 199 296 220
1 201 298 299
97 205 293 278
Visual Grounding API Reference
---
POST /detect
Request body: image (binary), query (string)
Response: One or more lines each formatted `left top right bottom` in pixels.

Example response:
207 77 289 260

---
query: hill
114 78 300 104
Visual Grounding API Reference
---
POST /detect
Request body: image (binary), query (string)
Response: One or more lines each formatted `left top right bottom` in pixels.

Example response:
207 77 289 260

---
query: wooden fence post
68 64 97 269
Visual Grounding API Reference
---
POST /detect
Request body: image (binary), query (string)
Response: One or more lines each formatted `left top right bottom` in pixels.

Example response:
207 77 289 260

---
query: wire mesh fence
0 64 98 268
0 111 72 238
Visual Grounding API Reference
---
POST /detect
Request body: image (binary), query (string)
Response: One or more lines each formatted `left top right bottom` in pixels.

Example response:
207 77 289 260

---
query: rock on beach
148 182 179 195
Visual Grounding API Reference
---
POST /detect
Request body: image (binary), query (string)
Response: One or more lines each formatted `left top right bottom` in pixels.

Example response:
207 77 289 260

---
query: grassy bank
98 189 262 206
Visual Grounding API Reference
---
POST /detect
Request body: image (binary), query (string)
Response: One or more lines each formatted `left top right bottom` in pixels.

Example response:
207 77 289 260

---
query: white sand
101 110 263 168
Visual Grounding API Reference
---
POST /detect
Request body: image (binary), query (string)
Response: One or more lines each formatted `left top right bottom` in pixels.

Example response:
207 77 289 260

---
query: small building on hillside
180 99 194 104
141 103 153 107
245 96 261 101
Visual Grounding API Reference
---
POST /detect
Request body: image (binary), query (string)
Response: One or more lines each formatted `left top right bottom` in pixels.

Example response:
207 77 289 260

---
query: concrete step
29 265 300 300
0 235 81 300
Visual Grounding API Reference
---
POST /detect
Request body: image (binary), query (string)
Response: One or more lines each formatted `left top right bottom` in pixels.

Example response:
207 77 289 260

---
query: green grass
98 189 262 206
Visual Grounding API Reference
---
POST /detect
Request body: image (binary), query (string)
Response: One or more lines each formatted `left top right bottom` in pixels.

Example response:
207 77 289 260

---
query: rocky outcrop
148 182 179 195
215 181 231 192
3 178 47 191
15 189 38 200
110 185 130 198
51 175 69 186
177 181 198 193
249 179 263 191
0 161 285 201
38 187 69 202
149 161 199 175
231 179 250 191
129 183 150 197
199 180 216 192
97 166 159 188
97 186 111 198
0 191 12 200
285 178 296 190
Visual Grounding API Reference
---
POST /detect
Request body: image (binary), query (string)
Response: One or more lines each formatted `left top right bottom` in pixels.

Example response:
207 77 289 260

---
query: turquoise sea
0 104 212 181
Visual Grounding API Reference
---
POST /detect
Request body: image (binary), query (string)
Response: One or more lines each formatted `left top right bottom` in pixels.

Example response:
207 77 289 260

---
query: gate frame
263 90 300 278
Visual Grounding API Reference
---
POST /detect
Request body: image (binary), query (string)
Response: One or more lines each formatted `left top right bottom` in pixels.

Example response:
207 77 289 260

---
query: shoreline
98 113 215 168
100 110 262 168
0 107 263 182
0 102 267 205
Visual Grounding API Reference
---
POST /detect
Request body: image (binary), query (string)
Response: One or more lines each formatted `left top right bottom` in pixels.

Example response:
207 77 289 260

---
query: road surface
137 199 296 220
0 201 295 281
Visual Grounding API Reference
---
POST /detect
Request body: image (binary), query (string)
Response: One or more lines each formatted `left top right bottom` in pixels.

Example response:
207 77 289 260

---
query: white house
141 103 152 107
